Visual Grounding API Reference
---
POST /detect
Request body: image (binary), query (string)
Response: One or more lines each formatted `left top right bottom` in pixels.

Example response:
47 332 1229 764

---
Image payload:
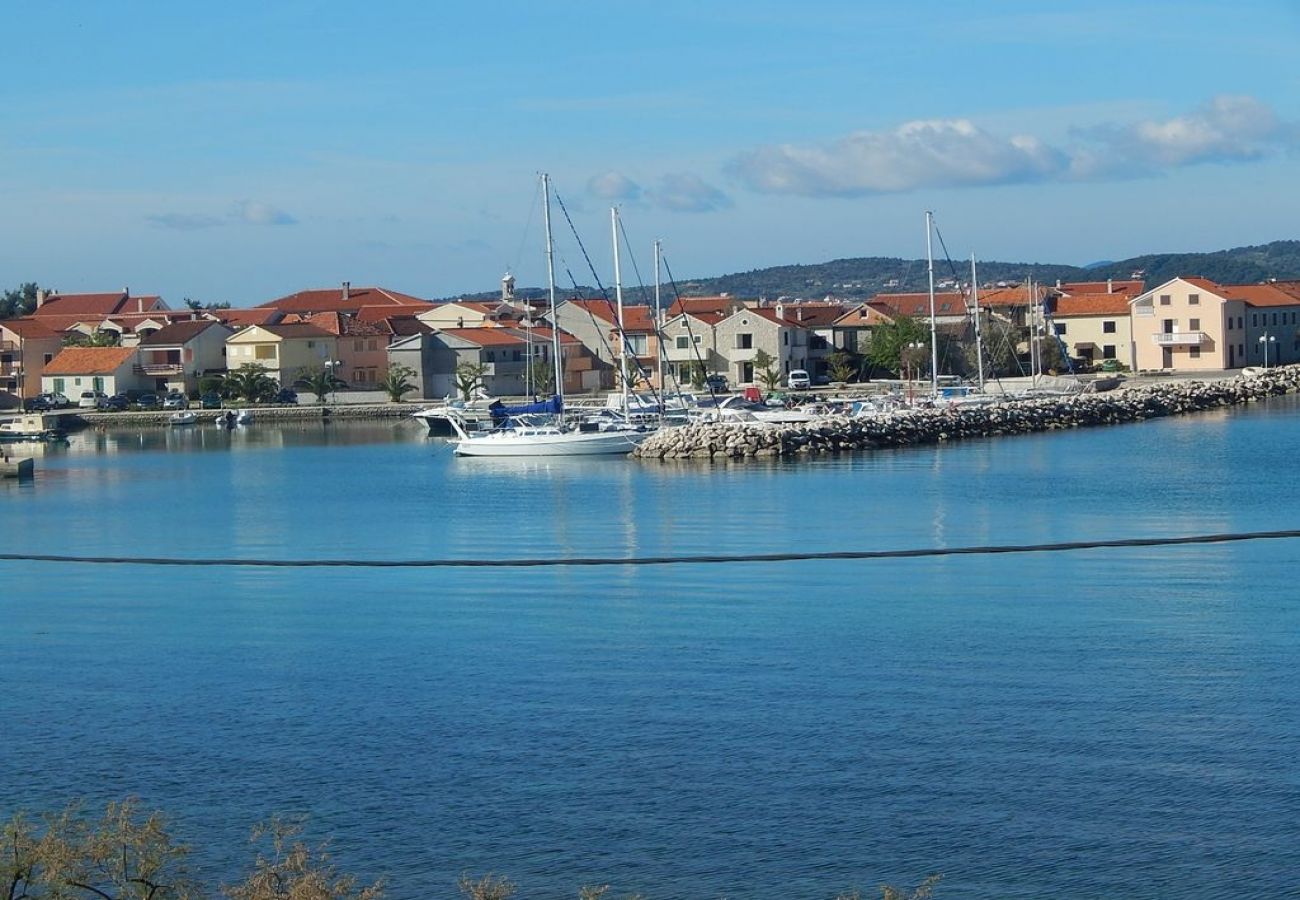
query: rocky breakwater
634 367 1300 461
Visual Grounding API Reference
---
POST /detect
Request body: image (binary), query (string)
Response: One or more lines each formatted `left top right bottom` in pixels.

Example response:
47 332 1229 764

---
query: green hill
446 239 1300 304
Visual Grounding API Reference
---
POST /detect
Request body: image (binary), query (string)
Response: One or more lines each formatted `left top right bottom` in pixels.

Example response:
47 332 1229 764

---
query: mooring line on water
2 529 1299 569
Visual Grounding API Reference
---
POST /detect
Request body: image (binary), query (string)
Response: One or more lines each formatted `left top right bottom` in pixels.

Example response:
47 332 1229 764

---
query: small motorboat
169 411 197 426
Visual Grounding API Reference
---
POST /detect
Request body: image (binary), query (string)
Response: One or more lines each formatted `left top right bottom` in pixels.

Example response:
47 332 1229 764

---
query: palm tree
754 349 782 391
295 366 344 404
224 364 278 403
455 362 488 401
378 365 416 402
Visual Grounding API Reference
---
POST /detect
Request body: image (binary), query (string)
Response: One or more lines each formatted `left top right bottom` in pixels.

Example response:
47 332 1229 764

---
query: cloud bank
147 200 298 230
729 95 1296 197
586 171 731 213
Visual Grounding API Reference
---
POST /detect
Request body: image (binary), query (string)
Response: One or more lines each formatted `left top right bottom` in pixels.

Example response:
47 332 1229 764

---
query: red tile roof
138 320 227 345
35 292 166 318
231 323 335 340
834 303 895 327
212 308 283 327
975 285 1047 307
1224 284 1300 308
1052 293 1134 317
0 318 60 339
666 296 745 317
44 346 137 375
438 327 528 347
870 292 969 318
1058 280 1145 296
258 286 431 314
355 304 438 324
564 299 659 332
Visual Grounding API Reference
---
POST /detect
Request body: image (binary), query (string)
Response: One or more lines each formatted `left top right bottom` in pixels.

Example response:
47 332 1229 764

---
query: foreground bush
2 800 939 898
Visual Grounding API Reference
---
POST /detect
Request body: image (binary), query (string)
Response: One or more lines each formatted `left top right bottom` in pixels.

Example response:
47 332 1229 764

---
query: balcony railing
134 363 185 375
1152 331 1208 346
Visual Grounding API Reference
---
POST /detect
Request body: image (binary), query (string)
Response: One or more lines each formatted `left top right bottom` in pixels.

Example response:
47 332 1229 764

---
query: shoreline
634 366 1300 460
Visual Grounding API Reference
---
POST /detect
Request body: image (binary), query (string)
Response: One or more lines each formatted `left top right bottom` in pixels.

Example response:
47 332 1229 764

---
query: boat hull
452 428 650 457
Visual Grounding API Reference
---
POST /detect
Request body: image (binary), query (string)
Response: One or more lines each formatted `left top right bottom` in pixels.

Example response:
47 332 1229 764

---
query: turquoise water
3 406 1300 898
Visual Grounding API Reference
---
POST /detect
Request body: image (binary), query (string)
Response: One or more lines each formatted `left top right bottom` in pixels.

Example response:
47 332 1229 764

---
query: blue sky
2 0 1297 304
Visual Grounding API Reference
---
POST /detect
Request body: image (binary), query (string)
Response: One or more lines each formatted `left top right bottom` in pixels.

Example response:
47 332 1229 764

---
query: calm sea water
3 404 1300 898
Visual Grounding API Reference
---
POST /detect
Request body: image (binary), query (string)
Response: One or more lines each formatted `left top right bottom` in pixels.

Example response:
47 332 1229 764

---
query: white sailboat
449 175 652 458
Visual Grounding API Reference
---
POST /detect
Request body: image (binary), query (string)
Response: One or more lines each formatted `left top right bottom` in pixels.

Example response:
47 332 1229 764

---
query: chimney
342 281 351 301
1055 278 1061 289
36 288 48 309
775 302 785 321
797 306 804 322
137 297 144 313
1107 277 1113 293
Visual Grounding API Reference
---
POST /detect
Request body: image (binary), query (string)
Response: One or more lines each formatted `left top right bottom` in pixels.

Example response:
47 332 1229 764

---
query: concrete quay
634 367 1300 461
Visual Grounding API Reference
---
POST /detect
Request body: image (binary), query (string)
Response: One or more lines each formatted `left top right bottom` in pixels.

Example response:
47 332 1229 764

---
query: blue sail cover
489 395 563 420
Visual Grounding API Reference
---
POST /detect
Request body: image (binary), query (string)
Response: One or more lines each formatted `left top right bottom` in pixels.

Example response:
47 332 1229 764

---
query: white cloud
235 200 297 226
729 96 1298 197
146 212 225 231
647 173 731 213
1070 95 1292 176
587 171 643 203
730 119 1066 196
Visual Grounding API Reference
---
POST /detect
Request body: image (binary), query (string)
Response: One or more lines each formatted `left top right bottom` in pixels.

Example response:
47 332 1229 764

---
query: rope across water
2 528 1298 568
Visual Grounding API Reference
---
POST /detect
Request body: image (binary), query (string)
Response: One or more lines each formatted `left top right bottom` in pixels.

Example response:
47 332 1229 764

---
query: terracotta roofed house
224 323 338 386
135 320 234 395
258 283 432 316
2 318 63 404
41 346 142 399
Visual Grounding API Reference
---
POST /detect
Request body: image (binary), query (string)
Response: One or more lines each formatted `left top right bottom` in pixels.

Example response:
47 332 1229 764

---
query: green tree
455 362 489 401
0 282 42 319
526 358 556 397
866 316 930 376
295 367 344 404
827 349 857 383
63 329 122 348
224 364 278 403
754 349 781 390
377 365 416 402
685 361 706 391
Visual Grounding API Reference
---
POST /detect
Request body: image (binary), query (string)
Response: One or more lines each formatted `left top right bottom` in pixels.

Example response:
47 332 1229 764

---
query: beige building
1047 292 1135 370
225 323 338 386
1130 277 1300 371
1 319 63 406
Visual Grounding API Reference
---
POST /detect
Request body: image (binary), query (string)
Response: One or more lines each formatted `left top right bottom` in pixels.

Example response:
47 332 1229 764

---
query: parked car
24 396 53 412
96 395 128 412
135 393 160 410
787 369 811 390
200 392 223 409
705 374 729 393
45 392 71 408
162 392 188 410
78 390 107 409
273 388 298 405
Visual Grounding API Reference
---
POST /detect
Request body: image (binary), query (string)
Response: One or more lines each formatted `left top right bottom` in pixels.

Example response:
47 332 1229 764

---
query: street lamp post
1259 332 1276 368
325 359 342 403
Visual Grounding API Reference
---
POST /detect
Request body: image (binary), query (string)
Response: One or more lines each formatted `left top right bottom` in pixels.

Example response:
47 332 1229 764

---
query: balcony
134 363 185 375
1152 331 1208 346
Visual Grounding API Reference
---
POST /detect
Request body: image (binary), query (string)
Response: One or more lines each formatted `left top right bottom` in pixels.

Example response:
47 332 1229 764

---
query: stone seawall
634 368 1300 461
74 403 425 429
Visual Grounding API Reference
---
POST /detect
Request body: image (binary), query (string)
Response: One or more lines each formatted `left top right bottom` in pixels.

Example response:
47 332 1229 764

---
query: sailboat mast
542 173 563 408
971 253 984 392
925 210 939 396
611 206 630 415
654 239 664 394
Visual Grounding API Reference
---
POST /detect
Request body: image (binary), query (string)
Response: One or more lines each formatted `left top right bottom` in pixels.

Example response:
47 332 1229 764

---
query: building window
1252 314 1258 326
513 350 521 362
53 378 64 392
255 345 275 360
1159 295 1171 306
1189 294 1200 305
43 353 53 364
1102 345 1116 359
1189 319 1200 331
783 332 789 346
486 350 495 361
626 334 648 355
1102 321 1116 334
675 336 689 350
1190 347 1201 359
736 333 753 350
1054 322 1067 335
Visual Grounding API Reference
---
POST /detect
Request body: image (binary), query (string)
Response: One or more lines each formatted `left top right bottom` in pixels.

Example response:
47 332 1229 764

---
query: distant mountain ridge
446 239 1300 304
